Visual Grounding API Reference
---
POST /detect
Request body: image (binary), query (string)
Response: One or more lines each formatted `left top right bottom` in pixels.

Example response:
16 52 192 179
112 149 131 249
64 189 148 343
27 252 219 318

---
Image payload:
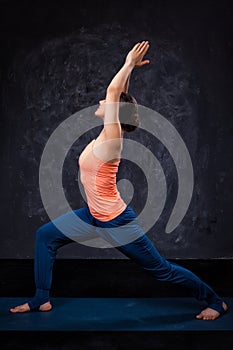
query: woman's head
95 92 140 133
119 92 140 132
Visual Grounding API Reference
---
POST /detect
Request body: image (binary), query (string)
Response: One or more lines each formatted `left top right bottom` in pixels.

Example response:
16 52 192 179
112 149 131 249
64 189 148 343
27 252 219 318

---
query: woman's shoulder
93 133 122 163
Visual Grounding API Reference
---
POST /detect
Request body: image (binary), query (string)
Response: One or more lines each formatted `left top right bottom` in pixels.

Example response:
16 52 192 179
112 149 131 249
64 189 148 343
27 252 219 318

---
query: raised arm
104 41 150 145
123 72 131 94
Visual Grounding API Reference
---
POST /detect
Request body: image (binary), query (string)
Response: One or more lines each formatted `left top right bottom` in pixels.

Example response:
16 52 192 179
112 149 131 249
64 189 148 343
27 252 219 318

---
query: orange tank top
78 139 127 221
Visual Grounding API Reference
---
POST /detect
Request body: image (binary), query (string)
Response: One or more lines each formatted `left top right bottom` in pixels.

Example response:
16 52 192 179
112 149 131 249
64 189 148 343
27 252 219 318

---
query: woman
10 41 228 320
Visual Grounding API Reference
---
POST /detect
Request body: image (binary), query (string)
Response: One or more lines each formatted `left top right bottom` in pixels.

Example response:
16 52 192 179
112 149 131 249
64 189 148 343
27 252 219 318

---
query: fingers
132 42 141 51
136 40 149 53
140 59 150 66
138 42 149 55
135 41 146 51
136 59 150 68
129 41 150 68
133 41 149 53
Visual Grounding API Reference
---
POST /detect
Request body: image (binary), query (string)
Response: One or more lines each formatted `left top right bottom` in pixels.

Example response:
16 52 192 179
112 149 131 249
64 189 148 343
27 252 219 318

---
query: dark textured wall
0 0 232 258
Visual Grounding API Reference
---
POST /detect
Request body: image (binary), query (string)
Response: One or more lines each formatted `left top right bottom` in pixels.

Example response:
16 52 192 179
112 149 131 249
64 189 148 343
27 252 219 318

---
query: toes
196 313 215 320
10 307 20 313
200 314 218 321
9 303 30 313
196 314 218 321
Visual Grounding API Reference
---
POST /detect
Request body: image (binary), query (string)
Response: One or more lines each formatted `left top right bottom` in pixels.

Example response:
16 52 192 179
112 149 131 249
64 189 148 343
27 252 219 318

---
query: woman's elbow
107 85 121 95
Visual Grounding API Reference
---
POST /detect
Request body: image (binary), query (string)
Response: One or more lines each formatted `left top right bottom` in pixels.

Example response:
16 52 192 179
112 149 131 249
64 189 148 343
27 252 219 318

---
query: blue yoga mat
2 297 232 331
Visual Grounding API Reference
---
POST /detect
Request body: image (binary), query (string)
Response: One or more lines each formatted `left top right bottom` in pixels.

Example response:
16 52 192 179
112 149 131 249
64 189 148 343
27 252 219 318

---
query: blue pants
28 205 224 314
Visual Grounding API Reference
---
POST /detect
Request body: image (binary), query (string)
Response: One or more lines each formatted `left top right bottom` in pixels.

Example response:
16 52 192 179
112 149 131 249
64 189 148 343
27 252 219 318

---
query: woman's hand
125 41 150 68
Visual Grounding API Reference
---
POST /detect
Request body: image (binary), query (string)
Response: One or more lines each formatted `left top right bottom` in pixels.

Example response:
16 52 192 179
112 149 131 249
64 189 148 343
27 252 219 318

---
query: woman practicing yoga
10 41 228 320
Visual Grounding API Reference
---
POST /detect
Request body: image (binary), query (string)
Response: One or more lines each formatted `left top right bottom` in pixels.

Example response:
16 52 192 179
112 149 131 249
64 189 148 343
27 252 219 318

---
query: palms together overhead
125 41 150 68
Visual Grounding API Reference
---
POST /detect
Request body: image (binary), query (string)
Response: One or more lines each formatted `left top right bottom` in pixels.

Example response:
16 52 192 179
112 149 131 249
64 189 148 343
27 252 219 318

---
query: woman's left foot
10 301 52 313
196 301 228 320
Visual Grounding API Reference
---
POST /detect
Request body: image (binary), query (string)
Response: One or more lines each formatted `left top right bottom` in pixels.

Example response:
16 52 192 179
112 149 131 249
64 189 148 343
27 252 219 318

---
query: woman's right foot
9 301 52 313
195 301 228 320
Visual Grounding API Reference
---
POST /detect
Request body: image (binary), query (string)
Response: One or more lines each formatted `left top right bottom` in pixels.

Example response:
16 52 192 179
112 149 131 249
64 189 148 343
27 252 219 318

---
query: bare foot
9 301 52 313
196 301 228 320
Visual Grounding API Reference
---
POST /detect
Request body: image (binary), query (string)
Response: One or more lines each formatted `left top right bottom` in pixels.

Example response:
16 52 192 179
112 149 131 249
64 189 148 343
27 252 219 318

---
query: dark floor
1 259 232 297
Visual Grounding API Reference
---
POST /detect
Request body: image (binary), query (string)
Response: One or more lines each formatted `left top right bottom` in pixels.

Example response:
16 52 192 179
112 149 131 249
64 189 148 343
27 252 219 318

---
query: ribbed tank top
78 139 127 221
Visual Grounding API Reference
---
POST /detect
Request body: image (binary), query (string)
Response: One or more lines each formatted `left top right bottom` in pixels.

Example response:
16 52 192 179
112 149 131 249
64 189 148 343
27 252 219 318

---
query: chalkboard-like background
0 0 232 259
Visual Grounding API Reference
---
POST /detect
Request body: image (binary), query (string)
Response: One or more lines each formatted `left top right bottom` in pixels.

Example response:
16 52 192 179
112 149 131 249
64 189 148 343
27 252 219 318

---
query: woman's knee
35 223 53 243
35 222 73 248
